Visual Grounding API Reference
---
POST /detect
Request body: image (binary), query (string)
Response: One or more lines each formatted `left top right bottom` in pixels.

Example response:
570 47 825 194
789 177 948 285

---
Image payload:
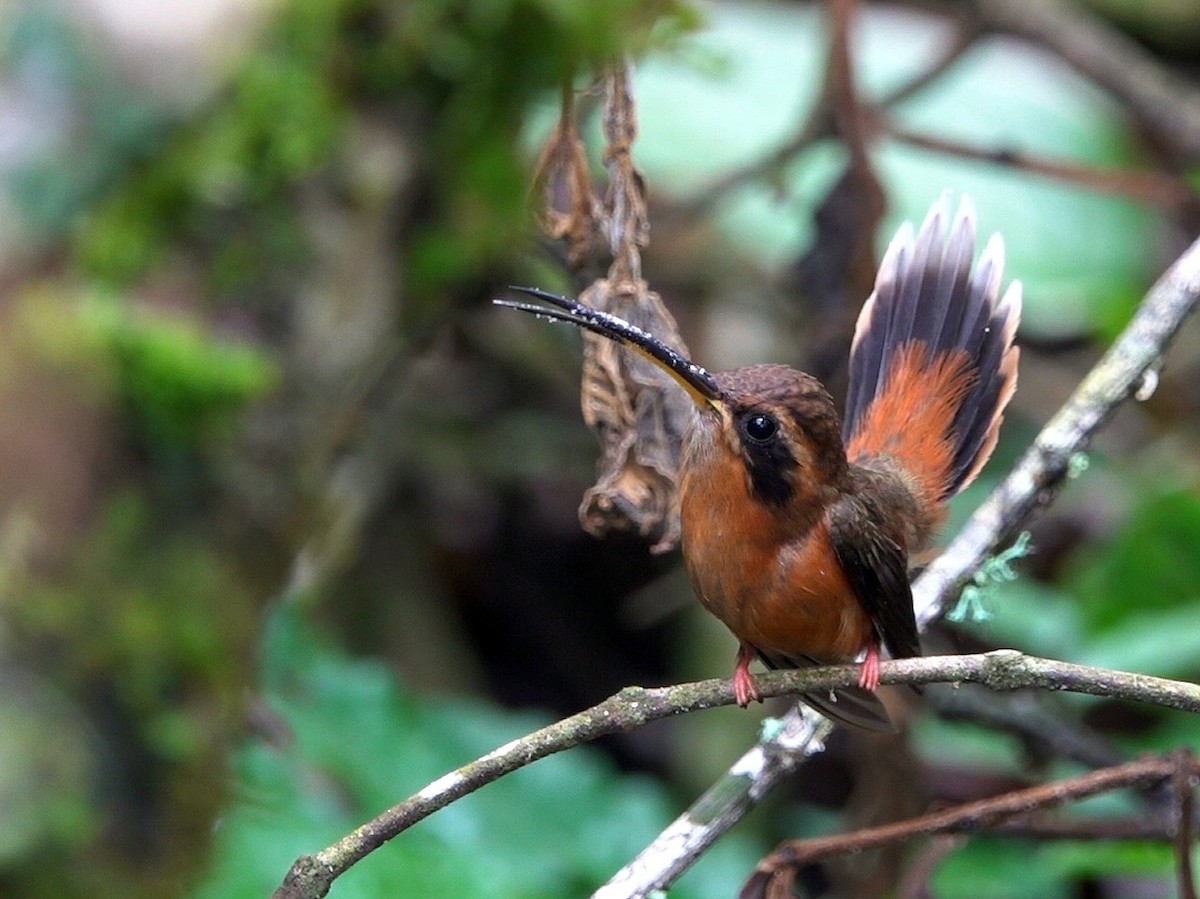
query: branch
592 233 1200 897
971 0 1200 162
264 6 1200 897
741 752 1200 899
271 651 1200 899
672 7 984 222
1173 749 1198 899
881 118 1197 211
593 704 832 899
928 687 1127 772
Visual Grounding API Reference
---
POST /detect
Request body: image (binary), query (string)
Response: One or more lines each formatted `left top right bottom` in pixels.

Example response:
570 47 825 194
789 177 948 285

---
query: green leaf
1069 488 1200 635
933 836 1172 899
192 602 763 898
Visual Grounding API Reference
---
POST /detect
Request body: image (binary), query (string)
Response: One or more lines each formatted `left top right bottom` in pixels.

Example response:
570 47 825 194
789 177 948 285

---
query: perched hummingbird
498 195 1020 729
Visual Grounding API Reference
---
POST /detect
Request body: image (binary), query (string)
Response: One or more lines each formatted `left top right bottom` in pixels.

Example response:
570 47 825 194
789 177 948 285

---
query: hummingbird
497 195 1020 729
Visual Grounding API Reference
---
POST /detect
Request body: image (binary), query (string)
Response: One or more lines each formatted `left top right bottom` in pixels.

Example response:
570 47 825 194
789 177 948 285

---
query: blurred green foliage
965 483 1200 687
0 669 95 863
2 9 163 238
932 479 1200 894
191 601 761 899
81 295 278 453
933 837 1173 899
6 492 257 897
17 285 277 456
1071 487 1200 633
21 494 253 756
75 0 695 299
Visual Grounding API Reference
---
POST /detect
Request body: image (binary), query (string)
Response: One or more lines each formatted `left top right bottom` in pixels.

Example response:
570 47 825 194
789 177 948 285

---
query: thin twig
602 58 647 281
989 813 1177 841
877 15 980 108
897 835 965 899
672 6 983 221
741 754 1199 899
591 231 1200 898
827 0 869 170
1174 749 1198 899
271 650 1200 899
882 118 1198 210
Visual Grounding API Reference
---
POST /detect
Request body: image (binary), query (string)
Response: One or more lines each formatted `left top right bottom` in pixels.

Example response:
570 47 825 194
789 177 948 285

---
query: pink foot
732 644 762 707
858 642 881 691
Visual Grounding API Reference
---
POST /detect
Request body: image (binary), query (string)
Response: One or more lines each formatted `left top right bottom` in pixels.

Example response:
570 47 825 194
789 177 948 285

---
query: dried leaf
601 61 649 279
531 89 603 269
576 278 694 553
535 63 694 552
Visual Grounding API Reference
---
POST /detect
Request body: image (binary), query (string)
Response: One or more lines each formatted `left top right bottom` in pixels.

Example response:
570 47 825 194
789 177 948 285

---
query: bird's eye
743 413 778 443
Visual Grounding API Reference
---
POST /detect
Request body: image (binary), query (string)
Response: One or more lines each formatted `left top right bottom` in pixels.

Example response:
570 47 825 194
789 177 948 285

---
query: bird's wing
825 493 921 661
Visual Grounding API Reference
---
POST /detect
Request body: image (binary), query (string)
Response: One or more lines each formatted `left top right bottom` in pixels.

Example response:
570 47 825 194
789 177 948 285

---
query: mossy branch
272 651 1200 899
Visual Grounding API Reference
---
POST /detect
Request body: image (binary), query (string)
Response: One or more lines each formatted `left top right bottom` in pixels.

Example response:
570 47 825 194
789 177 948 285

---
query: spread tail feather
844 193 1021 501
800 684 895 732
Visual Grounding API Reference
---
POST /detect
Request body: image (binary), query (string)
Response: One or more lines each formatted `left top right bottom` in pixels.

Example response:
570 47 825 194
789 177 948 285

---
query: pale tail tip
953 193 977 230
999 279 1023 328
877 220 915 287
919 190 953 237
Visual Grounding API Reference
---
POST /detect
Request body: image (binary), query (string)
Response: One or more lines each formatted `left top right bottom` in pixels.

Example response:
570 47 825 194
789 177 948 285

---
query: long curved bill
494 286 723 412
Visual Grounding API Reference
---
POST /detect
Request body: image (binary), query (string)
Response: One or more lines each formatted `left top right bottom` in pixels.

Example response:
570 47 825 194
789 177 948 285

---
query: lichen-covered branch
272 650 1200 899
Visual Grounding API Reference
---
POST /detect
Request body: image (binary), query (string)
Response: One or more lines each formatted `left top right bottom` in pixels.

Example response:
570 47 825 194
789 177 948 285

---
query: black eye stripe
735 409 793 506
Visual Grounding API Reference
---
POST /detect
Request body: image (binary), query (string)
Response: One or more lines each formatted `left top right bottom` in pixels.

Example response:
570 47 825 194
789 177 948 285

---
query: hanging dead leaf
531 88 604 269
575 277 694 553
531 63 693 552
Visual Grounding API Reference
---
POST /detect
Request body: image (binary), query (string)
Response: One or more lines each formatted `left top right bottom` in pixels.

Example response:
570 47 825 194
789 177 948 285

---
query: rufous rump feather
846 344 975 510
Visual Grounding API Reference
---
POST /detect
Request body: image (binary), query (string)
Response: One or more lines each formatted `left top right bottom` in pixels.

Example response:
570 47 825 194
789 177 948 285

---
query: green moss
74 0 693 302
8 492 260 897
